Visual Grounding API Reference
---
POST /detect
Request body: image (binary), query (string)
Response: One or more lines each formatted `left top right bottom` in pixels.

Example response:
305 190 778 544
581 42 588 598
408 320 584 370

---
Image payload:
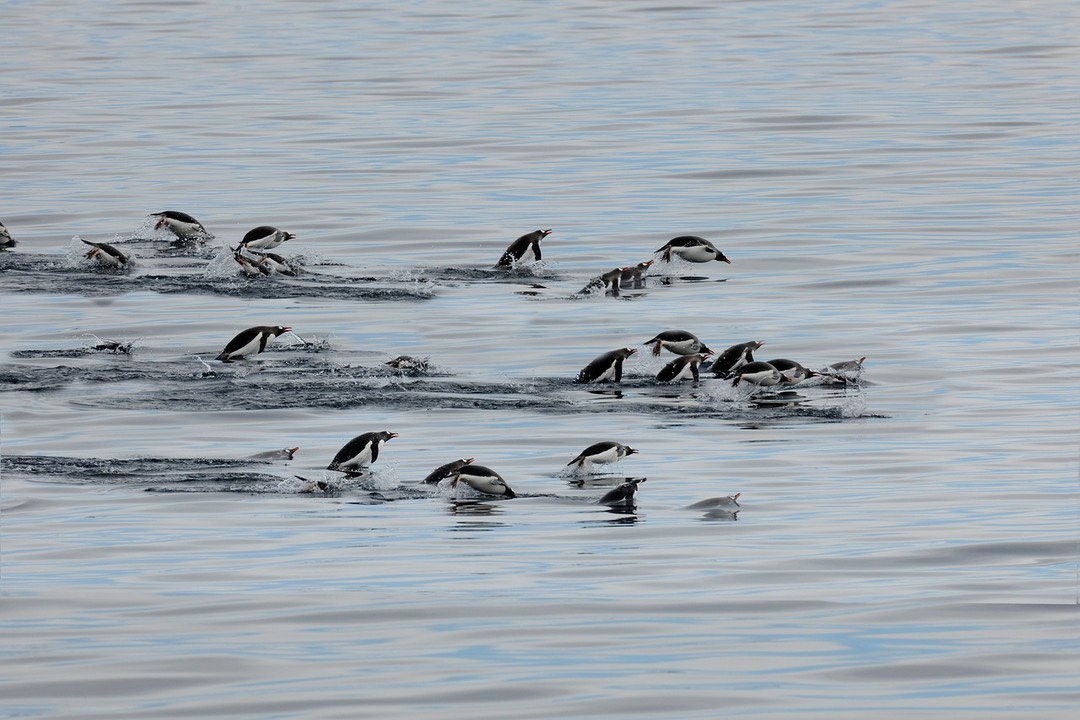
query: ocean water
1 1 1077 718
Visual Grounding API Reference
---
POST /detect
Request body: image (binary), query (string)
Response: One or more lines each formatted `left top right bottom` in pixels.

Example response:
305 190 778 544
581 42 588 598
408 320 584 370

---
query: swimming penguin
255 251 298 276
0 219 15 250
656 352 712 382
327 430 399 473
423 457 475 484
566 441 638 471
685 493 742 510
598 478 646 507
819 357 866 384
577 267 624 296
81 239 129 268
233 249 272 276
239 225 296 252
576 347 637 383
249 447 300 461
730 361 782 388
654 235 731 264
768 358 818 386
150 210 211 240
620 260 652 287
385 355 430 372
710 340 764 379
644 329 711 356
496 228 551 267
451 464 516 497
215 325 292 362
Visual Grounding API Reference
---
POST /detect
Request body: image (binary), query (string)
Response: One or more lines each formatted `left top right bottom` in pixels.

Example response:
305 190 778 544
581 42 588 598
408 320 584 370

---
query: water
2 1 1077 717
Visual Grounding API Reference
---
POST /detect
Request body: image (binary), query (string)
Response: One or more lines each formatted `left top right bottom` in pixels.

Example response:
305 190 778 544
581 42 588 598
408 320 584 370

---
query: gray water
2 1 1077 718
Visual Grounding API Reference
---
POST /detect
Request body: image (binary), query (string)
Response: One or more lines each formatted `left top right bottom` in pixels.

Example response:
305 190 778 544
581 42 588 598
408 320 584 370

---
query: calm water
2 1 1077 718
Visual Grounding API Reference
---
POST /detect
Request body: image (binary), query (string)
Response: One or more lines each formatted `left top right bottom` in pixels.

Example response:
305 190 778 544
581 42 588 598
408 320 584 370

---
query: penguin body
566 441 638 470
452 464 515 497
256 251 298 276
620 260 652 287
239 225 295 252
731 361 782 388
327 430 398 473
578 267 624 296
216 325 292 362
81 239 128 268
577 347 636 383
249 447 300 461
768 358 817 386
423 458 475 484
657 352 711 382
686 493 741 510
644 329 710 356
710 340 764 378
654 235 731 264
234 249 271 276
151 210 210 240
0 220 15 250
819 357 866 384
496 228 551 267
385 355 430 372
598 478 645 507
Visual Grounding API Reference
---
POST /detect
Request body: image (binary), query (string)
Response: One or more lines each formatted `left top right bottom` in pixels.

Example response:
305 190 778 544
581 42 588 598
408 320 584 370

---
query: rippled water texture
2 1 1077 718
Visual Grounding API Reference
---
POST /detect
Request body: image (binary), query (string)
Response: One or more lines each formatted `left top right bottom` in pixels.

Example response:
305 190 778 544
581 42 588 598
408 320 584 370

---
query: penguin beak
288 447 299 457
627 348 638 355
282 327 293 333
464 457 475 464
388 432 400 439
541 229 552 236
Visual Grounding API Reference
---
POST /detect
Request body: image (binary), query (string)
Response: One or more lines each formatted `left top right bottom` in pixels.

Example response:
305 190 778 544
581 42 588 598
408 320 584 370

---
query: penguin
643 329 711 356
620 260 652 287
730 361 782 388
239 225 295 252
654 235 731 264
423 457 474 484
576 347 637 383
566 441 638 470
710 340 764 379
451 464 515 497
598 478 646 508
81 239 128 268
255 251 298 276
249 447 300 461
577 267 624 296
496 228 551 267
768 358 818 386
656 352 712 382
819 357 866 384
234 249 271 276
685 493 741 510
215 325 292 362
385 355 430 372
327 430 398 473
150 210 211 240
0 219 15 250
